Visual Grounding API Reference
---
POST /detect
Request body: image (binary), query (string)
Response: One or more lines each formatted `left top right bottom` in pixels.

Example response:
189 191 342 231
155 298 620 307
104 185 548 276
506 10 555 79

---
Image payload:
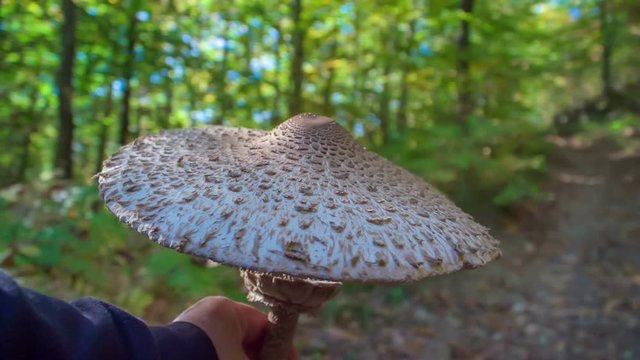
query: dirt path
297 137 640 359
497 138 640 360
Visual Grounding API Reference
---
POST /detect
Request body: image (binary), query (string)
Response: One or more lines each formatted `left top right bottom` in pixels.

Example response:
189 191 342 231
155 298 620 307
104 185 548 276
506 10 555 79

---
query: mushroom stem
260 305 299 360
241 270 341 359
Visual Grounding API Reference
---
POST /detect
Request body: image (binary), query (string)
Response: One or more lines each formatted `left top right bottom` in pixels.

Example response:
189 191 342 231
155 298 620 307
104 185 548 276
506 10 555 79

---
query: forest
1 0 639 358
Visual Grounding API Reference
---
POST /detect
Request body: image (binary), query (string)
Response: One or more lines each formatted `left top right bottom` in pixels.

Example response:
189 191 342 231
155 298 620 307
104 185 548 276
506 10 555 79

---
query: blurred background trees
2 0 637 194
1 0 639 331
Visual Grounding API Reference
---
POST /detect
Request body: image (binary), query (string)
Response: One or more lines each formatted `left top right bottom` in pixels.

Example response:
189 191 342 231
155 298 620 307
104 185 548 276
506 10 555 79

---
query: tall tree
271 20 284 125
252 22 268 121
378 26 395 146
288 0 304 116
54 0 77 179
243 23 255 121
95 83 113 174
456 0 474 125
18 89 41 182
599 0 613 99
214 13 230 125
397 17 417 134
118 10 138 145
160 83 173 128
350 5 364 130
186 80 198 127
321 32 338 115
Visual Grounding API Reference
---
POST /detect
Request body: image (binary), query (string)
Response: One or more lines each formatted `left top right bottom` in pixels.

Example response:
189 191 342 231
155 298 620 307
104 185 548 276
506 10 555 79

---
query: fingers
234 301 269 345
174 296 297 360
174 297 268 360
289 347 298 360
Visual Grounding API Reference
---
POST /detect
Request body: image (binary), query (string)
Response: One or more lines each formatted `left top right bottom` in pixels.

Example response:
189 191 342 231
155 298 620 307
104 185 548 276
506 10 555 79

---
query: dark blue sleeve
0 270 218 360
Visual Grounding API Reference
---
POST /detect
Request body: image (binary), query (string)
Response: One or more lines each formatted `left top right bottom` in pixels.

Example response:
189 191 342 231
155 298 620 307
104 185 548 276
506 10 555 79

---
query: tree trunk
188 82 198 127
379 31 394 146
349 7 364 131
322 36 338 115
271 21 283 125
118 11 138 145
18 90 40 182
397 18 416 134
18 131 31 182
599 0 613 99
288 0 304 116
244 25 254 121
162 85 173 128
454 0 477 210
95 84 113 174
0 0 5 47
379 63 392 146
54 0 77 179
456 0 474 126
254 24 267 122
132 105 143 139
214 15 230 125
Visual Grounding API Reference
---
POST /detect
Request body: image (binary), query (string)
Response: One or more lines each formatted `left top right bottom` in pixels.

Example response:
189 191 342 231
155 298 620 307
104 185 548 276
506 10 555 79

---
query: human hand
174 296 296 360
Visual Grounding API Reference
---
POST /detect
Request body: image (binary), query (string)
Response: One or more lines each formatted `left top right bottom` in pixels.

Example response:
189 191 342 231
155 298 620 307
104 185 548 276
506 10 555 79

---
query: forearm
0 270 217 360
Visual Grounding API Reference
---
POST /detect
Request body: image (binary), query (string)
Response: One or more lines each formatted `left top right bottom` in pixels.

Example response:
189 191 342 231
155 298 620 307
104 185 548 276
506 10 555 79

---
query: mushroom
97 113 500 359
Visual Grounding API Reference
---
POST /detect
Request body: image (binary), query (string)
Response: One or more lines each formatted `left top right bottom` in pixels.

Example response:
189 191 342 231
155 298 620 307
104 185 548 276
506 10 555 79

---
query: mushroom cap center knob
292 113 335 127
273 113 358 152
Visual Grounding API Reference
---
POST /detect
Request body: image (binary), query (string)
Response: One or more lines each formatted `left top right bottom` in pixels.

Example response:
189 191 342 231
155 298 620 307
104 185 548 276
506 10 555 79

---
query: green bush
0 183 245 322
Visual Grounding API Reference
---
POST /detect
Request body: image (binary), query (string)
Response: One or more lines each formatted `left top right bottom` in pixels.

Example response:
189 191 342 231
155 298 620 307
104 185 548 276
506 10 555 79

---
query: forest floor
296 135 640 360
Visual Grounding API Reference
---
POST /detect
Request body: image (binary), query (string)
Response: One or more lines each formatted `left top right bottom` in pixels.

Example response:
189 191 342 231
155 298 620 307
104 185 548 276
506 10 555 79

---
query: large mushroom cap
98 113 500 283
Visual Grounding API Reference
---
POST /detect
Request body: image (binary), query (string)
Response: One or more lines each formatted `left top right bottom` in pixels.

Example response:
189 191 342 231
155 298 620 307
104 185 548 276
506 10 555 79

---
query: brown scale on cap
97 113 500 283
